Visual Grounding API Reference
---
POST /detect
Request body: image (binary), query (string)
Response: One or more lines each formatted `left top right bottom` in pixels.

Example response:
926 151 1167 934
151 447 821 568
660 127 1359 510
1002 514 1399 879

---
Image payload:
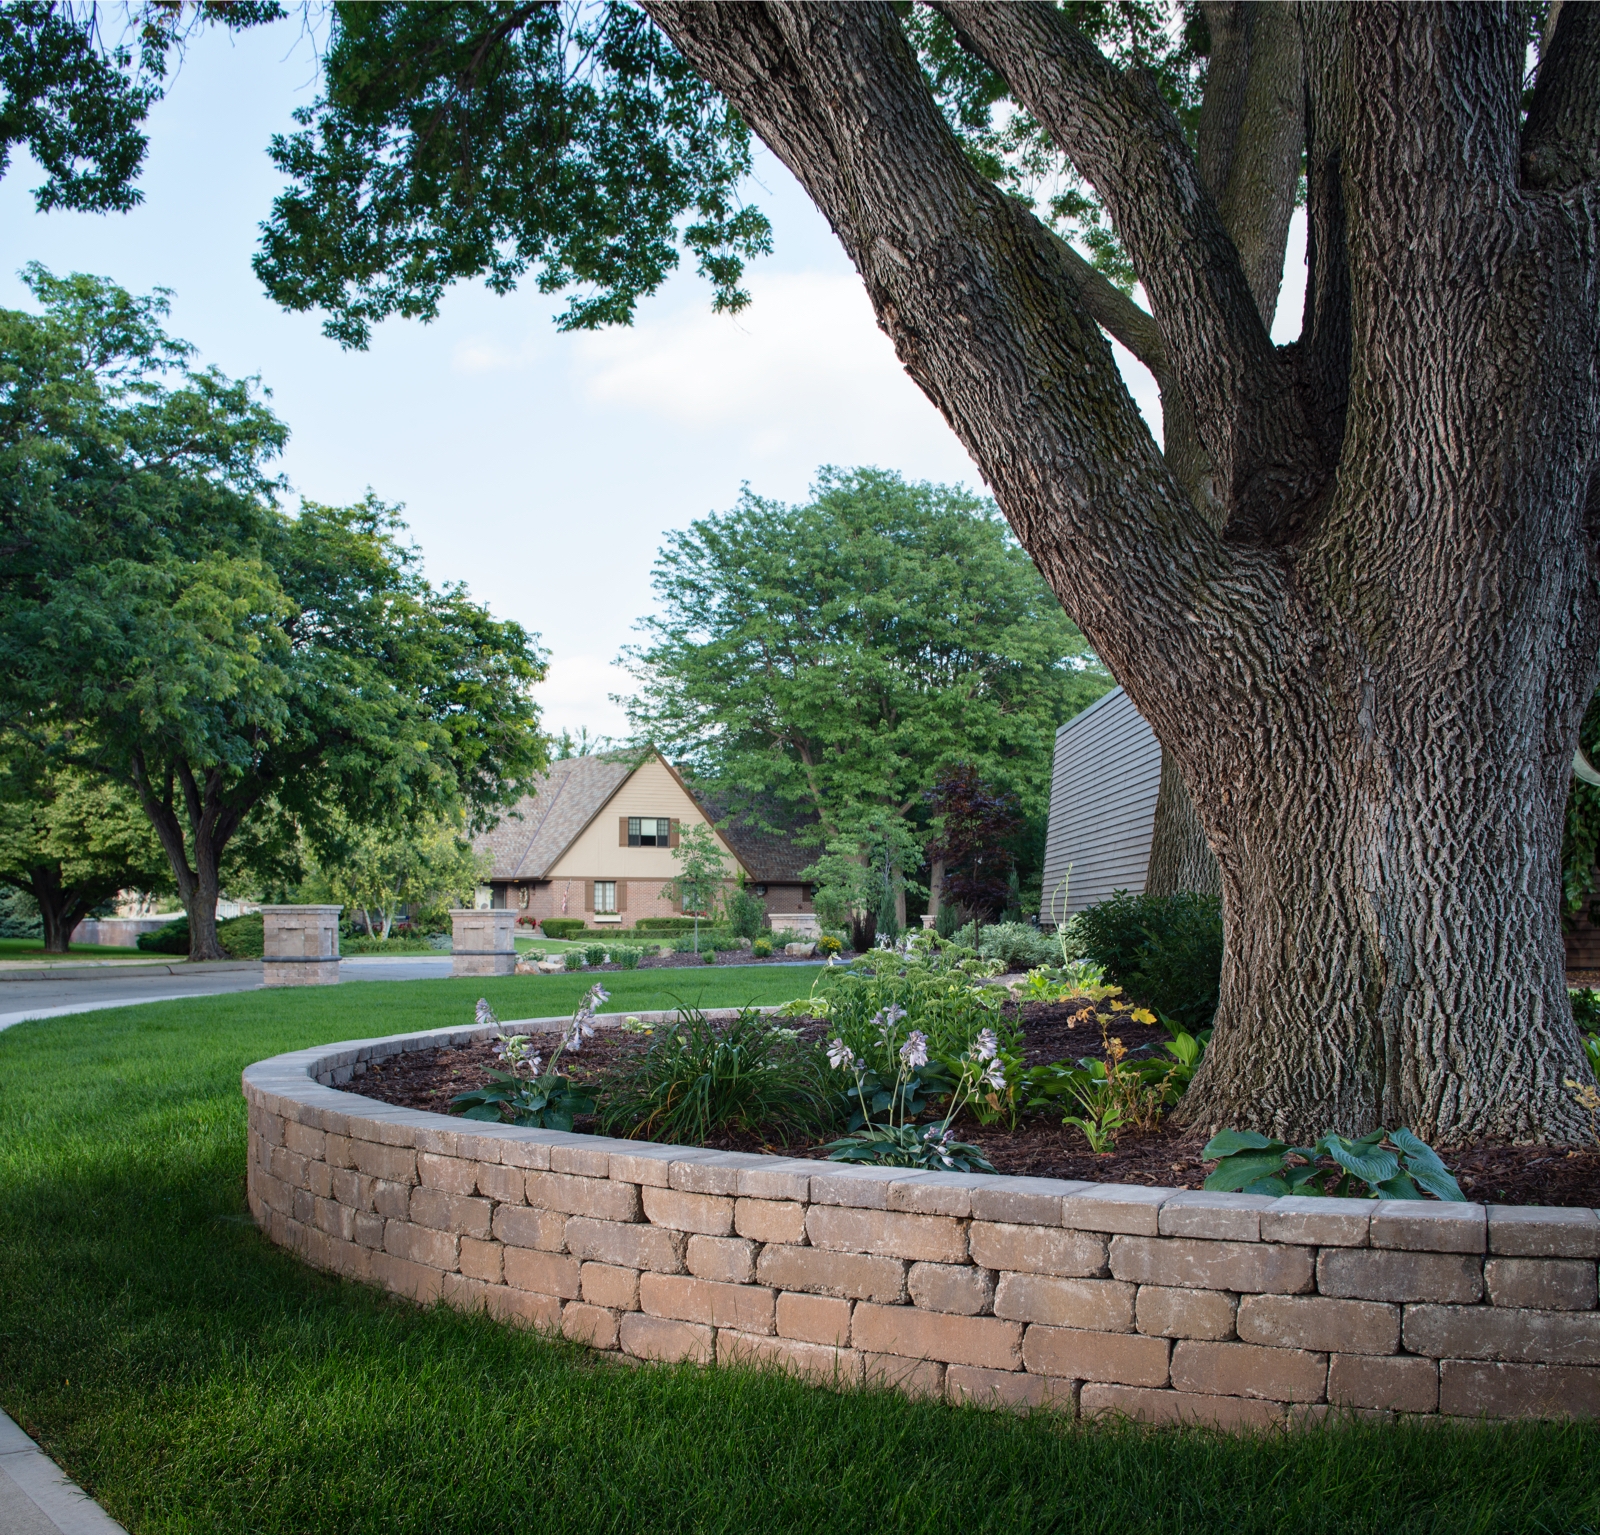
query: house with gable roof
473 750 817 928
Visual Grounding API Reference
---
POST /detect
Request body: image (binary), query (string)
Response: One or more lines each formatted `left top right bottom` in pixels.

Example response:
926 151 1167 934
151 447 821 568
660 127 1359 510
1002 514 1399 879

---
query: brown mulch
344 995 1600 1208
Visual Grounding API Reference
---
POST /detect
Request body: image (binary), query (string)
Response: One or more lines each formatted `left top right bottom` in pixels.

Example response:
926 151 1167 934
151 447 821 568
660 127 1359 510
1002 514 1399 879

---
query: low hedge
135 912 265 959
631 917 705 934
539 919 589 940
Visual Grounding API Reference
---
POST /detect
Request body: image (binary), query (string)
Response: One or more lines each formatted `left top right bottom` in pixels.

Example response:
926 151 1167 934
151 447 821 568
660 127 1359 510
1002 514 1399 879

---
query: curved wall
243 1017 1600 1425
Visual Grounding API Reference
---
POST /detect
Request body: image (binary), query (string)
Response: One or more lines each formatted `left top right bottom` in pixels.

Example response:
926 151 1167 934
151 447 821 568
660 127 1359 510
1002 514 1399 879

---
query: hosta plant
824 1120 995 1174
450 989 606 1131
1202 1127 1465 1201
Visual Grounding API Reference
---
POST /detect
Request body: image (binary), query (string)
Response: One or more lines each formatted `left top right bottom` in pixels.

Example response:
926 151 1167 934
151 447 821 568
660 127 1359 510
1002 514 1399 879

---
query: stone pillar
451 908 518 977
261 905 342 987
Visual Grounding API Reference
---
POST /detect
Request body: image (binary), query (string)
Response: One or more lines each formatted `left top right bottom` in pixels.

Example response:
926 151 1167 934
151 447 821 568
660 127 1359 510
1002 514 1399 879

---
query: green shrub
595 1006 835 1145
702 948 717 964
973 920 1057 972
933 902 962 940
135 912 264 958
672 926 731 953
1075 889 1224 1032
582 943 609 966
751 937 773 958
632 916 702 934
816 934 843 957
1572 987 1600 1031
1204 1127 1465 1201
724 883 767 940
540 918 588 939
561 950 585 972
612 945 644 970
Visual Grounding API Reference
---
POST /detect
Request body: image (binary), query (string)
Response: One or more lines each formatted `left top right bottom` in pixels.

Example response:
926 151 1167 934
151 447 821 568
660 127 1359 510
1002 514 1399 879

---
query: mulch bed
345 996 1600 1209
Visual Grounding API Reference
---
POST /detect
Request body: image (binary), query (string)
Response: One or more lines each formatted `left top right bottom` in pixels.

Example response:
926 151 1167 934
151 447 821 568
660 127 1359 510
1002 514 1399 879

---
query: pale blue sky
0 17 1300 738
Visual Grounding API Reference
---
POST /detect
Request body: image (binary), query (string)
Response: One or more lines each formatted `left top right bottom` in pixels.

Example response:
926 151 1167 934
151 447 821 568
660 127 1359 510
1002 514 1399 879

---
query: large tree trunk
645 2 1600 1140
12 866 105 954
1144 756 1222 900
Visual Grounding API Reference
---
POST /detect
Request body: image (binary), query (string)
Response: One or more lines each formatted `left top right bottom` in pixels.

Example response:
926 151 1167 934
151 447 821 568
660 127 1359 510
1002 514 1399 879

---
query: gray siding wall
1041 687 1162 922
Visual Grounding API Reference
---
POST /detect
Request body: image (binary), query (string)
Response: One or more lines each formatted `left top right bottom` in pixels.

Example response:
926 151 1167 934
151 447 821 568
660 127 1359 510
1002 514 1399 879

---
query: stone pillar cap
260 904 344 915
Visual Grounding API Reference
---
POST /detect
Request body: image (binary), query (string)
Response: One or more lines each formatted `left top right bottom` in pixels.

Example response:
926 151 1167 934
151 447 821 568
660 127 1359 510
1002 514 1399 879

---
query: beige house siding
545 757 740 884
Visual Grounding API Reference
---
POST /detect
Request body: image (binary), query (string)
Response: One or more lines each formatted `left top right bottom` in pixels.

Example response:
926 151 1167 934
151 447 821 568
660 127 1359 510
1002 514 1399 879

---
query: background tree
0 744 171 952
7 3 1600 1137
927 763 1023 929
804 810 926 952
660 821 730 953
0 269 548 960
624 466 1109 857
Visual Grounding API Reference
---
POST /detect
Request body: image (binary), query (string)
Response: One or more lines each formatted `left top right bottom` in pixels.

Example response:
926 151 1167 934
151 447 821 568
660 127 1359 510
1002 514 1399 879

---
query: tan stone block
351 1141 417 1184
565 1216 686 1274
861 1353 946 1399
807 1206 968 1264
323 1132 357 1169
1023 1325 1169 1385
293 1188 315 1224
670 1155 753 1196
619 1312 715 1365
370 1178 411 1221
1328 1353 1438 1413
718 1330 863 1386
314 1196 356 1244
1171 1340 1327 1402
269 1146 309 1190
417 1153 480 1195
331 1167 362 1208
1439 1359 1600 1420
605 1148 675 1188
322 1233 371 1283
354 1210 385 1249
1236 1294 1399 1356
1082 1383 1284 1431
735 1159 814 1202
504 1247 582 1299
1315 1248 1482 1303
852 1303 1023 1369
886 1174 985 1217
284 1120 326 1160
756 1245 907 1303
549 1143 611 1178
1260 1195 1373 1248
687 1235 757 1285
969 1177 1092 1227
369 1249 445 1304
582 1262 640 1311
476 1163 526 1205
307 1160 334 1200
1403 1304 1600 1364
910 1262 996 1316
808 1166 901 1209
641 1185 733 1236
777 1292 852 1346
639 1272 776 1334
1135 1285 1237 1341
1369 1201 1485 1254
385 1220 459 1272
528 1171 641 1223
968 1222 1107 1278
945 1364 1077 1412
460 1236 503 1284
493 1205 568 1252
1487 1205 1600 1259
496 1139 551 1172
1061 1186 1173 1236
1484 1258 1596 1311
734 1198 808 1246
1111 1235 1313 1294
993 1274 1134 1332
481 1284 562 1332
562 1302 620 1350
1157 1191 1276 1242
409 1187 492 1239
254 1170 290 1216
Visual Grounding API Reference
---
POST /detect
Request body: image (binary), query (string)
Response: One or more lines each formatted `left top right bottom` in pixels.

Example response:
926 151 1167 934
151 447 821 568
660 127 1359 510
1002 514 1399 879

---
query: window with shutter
619 816 629 846
617 880 628 912
584 880 594 912
669 819 680 847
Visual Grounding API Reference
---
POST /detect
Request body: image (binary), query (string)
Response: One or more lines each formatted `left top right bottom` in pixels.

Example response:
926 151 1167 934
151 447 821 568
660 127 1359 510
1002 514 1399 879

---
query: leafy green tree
304 812 488 939
660 821 730 953
805 810 926 953
0 744 171 952
624 467 1109 844
0 268 548 960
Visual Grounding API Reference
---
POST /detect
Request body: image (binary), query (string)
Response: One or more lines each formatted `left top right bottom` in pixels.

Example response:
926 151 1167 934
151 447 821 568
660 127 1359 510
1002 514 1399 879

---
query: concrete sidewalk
0 1411 126 1535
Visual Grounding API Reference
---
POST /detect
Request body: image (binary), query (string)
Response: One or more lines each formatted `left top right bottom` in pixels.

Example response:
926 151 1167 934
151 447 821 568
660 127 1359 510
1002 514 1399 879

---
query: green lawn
0 937 144 959
0 975 1594 1535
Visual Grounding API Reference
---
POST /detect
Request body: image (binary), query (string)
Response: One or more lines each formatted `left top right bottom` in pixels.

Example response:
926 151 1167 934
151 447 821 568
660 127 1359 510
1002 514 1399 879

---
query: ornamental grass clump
595 1006 833 1146
450 989 607 1130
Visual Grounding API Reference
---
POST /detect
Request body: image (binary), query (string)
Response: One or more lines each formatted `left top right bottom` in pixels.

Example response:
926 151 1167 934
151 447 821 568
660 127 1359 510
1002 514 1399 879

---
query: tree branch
936 0 1322 542
1523 0 1600 191
1052 235 1167 379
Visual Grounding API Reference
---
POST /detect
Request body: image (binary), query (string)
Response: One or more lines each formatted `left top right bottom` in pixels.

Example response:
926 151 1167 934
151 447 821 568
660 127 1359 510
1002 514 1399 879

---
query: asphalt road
0 955 455 1032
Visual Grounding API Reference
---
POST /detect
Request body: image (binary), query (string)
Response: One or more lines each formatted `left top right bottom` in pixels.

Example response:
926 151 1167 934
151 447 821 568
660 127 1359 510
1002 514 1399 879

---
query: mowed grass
0 973 1595 1535
0 937 144 959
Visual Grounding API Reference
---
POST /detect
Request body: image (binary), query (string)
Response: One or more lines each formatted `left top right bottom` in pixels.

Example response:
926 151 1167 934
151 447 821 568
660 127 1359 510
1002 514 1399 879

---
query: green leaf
1202 1129 1278 1158
1325 1142 1400 1187
1204 1152 1289 1192
1388 1127 1451 1176
1372 1173 1424 1200
1401 1162 1467 1203
1241 1175 1291 1197
455 1104 503 1122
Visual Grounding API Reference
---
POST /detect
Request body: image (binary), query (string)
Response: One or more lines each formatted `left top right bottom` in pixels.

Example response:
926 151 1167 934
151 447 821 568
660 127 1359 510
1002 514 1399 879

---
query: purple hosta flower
827 1037 857 1071
872 1003 907 1042
983 1059 1007 1092
587 983 610 1008
899 1030 929 1070
475 997 498 1028
974 1028 999 1063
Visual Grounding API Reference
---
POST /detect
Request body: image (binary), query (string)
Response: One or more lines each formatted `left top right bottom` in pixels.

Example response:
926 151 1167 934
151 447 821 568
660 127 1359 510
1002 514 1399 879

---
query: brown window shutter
617 880 628 913
619 816 628 847
584 880 594 912
669 818 680 847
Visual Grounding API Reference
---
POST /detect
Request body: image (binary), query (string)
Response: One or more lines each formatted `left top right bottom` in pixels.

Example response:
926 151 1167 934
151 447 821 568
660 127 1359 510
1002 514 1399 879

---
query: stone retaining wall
243 1018 1600 1426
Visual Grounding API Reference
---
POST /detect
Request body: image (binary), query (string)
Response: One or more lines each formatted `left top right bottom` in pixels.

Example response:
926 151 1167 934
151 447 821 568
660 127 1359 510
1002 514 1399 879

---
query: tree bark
643 2 1600 1141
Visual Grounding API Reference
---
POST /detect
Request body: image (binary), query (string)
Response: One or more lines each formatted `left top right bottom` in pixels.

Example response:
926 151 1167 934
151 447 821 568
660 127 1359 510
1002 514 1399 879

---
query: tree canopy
0 266 548 958
624 466 1108 837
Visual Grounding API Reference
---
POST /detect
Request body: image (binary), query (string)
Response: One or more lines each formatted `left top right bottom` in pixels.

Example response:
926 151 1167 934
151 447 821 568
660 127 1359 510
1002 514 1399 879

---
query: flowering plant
451 987 607 1130
822 1014 999 1173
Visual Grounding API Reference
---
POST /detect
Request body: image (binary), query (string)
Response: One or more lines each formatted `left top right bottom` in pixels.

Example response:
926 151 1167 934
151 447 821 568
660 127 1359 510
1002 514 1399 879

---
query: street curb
0 1409 129 1534
0 959 262 984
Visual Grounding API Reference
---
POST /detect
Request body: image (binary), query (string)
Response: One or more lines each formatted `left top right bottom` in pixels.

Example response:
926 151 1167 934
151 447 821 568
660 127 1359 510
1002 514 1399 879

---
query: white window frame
594 880 618 914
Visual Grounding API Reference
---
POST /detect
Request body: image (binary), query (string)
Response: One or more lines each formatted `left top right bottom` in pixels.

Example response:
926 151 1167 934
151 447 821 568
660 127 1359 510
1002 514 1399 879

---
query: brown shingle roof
694 791 820 884
475 756 633 880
